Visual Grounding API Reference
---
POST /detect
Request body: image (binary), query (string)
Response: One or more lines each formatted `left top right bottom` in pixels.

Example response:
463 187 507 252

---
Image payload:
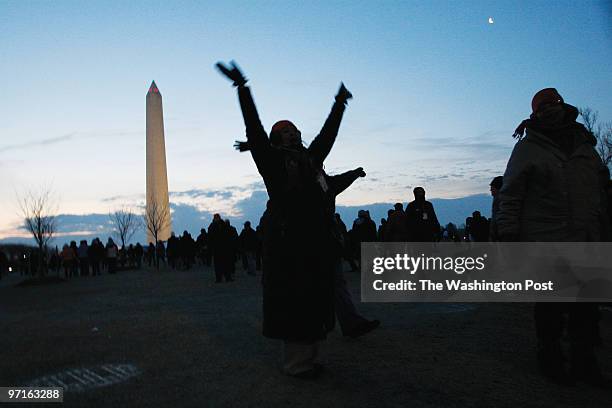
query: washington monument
146 81 172 243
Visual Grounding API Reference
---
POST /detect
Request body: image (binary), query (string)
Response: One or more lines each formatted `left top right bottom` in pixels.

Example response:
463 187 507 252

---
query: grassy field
0 265 611 407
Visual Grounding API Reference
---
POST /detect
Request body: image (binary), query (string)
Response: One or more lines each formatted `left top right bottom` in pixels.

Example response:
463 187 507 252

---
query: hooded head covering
271 120 298 134
270 120 300 146
513 88 567 139
490 176 503 190
531 88 563 113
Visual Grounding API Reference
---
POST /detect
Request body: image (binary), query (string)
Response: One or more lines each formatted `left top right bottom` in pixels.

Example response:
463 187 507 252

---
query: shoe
345 320 380 338
290 363 325 380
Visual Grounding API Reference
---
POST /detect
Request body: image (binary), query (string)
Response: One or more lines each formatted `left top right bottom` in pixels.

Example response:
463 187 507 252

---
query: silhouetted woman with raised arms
217 61 354 378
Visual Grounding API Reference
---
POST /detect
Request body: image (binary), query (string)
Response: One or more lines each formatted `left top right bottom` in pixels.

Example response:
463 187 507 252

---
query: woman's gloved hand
215 61 248 87
233 140 250 152
335 82 353 105
354 167 366 177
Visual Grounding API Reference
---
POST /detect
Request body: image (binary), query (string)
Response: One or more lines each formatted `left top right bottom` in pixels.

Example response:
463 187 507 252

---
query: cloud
55 213 113 235
170 203 213 233
0 159 25 167
170 189 234 200
1 191 495 246
2 167 496 245
0 129 141 154
6 186 269 244
2 213 116 246
0 133 76 153
419 174 451 183
379 130 513 159
101 194 144 203
233 190 269 223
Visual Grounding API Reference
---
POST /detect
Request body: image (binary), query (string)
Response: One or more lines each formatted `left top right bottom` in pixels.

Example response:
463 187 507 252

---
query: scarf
512 103 579 140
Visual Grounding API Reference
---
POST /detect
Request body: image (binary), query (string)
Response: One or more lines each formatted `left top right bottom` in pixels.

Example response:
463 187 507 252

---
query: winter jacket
386 209 409 241
405 200 440 241
497 105 609 242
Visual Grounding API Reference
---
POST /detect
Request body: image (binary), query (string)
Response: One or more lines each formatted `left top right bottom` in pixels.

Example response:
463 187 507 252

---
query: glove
215 61 248 87
335 82 353 105
354 167 366 177
234 140 250 152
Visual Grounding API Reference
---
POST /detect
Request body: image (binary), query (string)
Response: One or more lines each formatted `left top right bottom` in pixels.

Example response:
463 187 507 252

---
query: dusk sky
1 1 611 241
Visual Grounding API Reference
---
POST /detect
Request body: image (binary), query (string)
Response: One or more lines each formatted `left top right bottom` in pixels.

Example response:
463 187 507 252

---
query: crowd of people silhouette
4 185 502 280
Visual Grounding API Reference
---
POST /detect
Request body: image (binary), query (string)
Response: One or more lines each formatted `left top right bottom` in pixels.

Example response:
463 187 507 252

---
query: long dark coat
405 200 440 241
237 85 348 342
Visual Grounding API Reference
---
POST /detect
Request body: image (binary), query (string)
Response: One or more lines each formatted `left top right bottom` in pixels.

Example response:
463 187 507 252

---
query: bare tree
143 198 171 269
109 208 140 249
18 188 58 277
580 107 612 170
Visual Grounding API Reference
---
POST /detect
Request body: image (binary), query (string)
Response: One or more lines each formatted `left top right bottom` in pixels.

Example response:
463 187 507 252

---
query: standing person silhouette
217 61 353 378
239 221 259 276
405 187 440 242
498 88 610 386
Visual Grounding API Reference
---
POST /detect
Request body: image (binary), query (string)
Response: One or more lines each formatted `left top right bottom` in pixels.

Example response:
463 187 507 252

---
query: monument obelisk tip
148 80 160 94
